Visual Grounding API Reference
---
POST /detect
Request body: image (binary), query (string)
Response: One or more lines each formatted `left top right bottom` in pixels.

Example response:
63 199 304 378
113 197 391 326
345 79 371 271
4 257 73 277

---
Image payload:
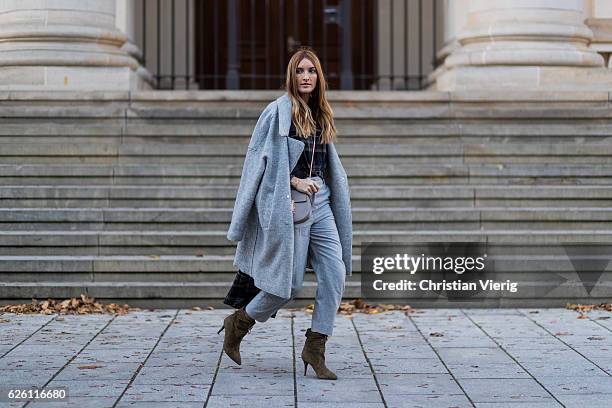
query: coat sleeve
226 104 274 242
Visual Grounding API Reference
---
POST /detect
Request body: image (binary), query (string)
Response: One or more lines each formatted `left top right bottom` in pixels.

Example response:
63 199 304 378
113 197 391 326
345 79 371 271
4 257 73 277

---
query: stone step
0 230 609 256
0 281 364 305
2 91 612 307
0 207 611 231
6 114 612 136
0 255 347 282
0 280 606 308
5 117 612 138
0 253 609 308
2 185 612 208
1 164 612 186
1 141 610 161
0 252 608 277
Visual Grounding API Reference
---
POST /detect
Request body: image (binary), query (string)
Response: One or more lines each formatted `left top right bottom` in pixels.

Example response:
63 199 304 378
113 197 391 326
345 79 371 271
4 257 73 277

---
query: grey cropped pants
245 176 346 336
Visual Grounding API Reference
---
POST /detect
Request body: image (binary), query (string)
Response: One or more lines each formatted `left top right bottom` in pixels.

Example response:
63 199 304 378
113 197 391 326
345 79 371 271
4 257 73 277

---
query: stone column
433 0 612 91
0 0 149 90
586 0 612 67
426 0 469 87
438 0 468 65
116 0 152 87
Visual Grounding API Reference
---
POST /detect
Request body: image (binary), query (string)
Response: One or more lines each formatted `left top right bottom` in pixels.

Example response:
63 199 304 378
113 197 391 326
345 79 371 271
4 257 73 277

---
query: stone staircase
0 90 611 307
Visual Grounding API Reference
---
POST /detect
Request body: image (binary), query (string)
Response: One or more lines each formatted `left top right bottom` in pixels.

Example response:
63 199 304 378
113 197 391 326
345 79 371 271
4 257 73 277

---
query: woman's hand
291 176 320 196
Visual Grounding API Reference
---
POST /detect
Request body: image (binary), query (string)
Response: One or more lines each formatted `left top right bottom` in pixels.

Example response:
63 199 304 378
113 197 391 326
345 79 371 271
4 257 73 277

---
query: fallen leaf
0 294 139 315
566 302 612 314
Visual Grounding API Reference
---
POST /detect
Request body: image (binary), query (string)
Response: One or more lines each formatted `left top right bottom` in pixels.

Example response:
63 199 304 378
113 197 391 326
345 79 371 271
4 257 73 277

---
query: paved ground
1 307 612 407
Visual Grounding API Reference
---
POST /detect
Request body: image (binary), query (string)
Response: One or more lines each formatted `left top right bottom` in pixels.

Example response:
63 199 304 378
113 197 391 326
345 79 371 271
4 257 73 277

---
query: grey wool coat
226 92 353 299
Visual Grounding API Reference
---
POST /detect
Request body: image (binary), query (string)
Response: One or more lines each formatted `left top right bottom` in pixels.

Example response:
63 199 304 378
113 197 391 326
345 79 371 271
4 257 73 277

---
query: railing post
226 0 240 89
340 0 353 90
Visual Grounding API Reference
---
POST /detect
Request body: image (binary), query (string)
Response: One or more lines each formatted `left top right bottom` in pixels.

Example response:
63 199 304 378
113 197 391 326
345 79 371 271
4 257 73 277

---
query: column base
0 66 152 91
431 66 612 91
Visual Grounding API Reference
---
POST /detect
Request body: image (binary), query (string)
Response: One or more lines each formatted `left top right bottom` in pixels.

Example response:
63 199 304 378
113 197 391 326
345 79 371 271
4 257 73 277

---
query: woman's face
296 58 317 99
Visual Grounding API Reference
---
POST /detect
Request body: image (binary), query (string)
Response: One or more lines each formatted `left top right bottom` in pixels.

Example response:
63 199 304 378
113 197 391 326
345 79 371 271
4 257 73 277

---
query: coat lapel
277 93 305 172
277 93 291 136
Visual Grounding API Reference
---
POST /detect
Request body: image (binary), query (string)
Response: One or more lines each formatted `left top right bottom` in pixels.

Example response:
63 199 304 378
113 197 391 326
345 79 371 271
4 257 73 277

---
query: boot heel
301 328 337 380
217 325 224 334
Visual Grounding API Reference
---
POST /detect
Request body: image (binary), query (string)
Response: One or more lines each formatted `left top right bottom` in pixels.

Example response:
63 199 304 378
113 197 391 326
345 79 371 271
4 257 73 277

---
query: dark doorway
194 0 375 90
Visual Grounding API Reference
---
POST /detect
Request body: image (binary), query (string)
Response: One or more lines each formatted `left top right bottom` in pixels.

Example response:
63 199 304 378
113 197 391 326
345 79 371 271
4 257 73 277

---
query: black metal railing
134 0 441 90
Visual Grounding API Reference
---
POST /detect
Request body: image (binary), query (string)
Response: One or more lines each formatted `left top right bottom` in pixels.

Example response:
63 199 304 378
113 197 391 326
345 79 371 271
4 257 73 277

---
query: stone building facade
1 0 612 91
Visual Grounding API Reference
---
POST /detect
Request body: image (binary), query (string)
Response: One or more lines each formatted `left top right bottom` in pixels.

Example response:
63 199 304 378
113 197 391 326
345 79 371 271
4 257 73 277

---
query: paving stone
384 393 473 408
133 365 214 385
552 393 612 408
28 396 116 407
212 372 293 396
297 377 381 403
156 337 220 353
1 308 611 406
570 344 612 358
87 336 159 350
121 383 209 402
359 342 438 358
0 346 13 355
53 362 142 381
0 355 69 371
206 395 294 408
435 347 515 365
474 402 563 408
536 375 612 395
463 309 523 316
369 358 448 374
519 359 608 377
457 378 554 403
44 379 128 397
116 402 202 408
506 347 582 362
496 337 563 349
425 335 500 348
220 355 292 375
0 368 57 387
446 362 530 379
3 348 74 360
562 334 612 347
146 351 220 367
376 373 463 395
300 403 385 408
72 348 151 364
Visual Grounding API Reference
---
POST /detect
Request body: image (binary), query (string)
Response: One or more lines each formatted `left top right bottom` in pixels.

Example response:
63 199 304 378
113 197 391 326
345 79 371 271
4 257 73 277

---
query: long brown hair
285 47 337 144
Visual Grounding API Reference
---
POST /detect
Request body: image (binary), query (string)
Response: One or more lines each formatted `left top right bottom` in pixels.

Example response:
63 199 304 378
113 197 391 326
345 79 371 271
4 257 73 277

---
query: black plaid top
289 120 327 179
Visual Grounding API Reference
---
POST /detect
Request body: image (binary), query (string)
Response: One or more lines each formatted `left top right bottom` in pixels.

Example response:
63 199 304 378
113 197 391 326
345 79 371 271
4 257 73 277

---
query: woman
221 47 352 380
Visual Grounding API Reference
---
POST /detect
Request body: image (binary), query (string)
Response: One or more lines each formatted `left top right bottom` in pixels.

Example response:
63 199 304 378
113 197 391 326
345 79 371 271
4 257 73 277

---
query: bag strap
290 121 318 180
308 127 316 178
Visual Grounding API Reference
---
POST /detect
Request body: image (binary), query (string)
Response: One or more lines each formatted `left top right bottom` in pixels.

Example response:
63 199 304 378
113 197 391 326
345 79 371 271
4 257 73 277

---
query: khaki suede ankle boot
217 307 255 365
301 328 337 380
